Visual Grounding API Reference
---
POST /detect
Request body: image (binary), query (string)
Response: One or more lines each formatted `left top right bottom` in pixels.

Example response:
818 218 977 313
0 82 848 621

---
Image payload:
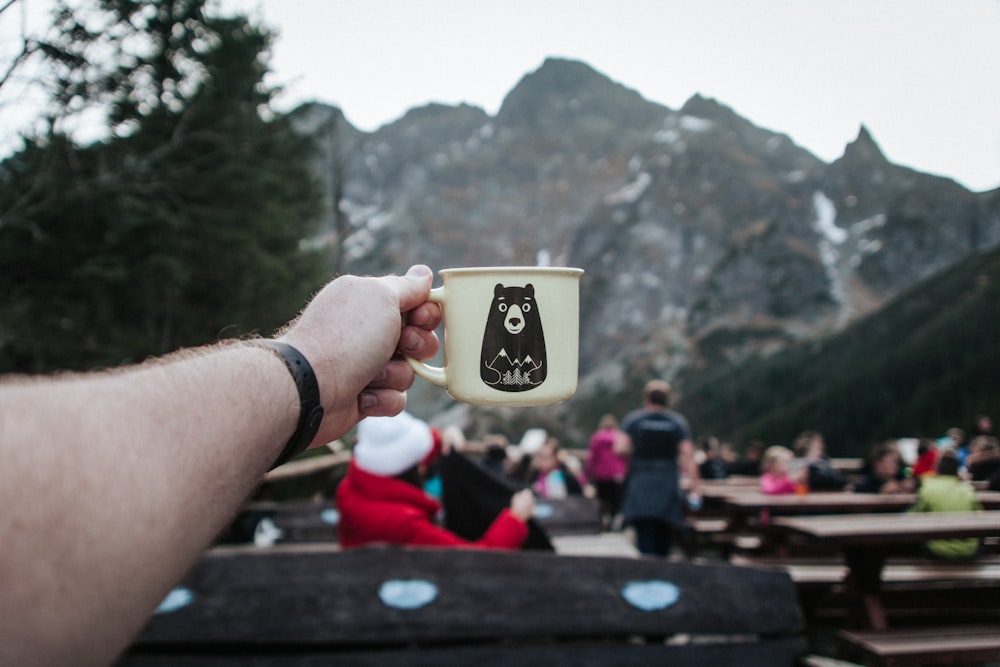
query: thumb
392 264 433 312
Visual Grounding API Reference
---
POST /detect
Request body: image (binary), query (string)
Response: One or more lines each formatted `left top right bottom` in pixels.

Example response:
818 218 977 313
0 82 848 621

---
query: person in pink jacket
760 445 806 495
336 412 534 549
585 414 630 530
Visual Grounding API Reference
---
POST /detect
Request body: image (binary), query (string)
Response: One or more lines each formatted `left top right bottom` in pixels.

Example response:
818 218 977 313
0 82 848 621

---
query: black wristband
250 339 324 470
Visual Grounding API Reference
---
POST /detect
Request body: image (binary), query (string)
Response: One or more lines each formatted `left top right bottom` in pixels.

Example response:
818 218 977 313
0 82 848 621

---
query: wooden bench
732 555 1000 587
682 517 767 557
731 555 1000 623
838 625 1000 667
119 545 808 665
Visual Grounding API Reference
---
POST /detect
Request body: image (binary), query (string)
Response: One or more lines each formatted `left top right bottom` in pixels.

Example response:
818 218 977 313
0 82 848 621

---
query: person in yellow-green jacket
912 451 983 559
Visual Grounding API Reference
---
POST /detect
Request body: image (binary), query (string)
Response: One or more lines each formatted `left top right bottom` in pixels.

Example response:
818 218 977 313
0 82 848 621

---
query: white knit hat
353 412 434 476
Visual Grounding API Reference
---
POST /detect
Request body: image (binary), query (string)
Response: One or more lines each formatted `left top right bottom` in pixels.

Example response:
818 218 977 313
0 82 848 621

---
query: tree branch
0 0 21 17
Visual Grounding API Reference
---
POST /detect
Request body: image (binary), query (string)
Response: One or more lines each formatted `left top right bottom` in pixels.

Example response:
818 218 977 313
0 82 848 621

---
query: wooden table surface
700 475 760 486
771 510 1000 545
722 491 1000 515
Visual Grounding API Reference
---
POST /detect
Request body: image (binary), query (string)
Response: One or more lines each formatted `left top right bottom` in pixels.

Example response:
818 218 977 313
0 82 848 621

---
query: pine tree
0 0 326 373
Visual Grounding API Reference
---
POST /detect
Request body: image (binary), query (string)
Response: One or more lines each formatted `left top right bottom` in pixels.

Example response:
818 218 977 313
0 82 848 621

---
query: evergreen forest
0 0 329 374
679 245 1000 456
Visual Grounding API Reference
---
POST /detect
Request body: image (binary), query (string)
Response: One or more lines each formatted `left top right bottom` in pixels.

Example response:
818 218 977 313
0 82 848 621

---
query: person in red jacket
910 438 940 479
337 411 534 549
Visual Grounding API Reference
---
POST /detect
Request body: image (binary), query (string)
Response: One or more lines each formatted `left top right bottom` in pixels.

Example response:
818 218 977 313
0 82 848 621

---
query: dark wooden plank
838 625 1000 667
132 546 803 648
733 554 1000 585
120 637 808 667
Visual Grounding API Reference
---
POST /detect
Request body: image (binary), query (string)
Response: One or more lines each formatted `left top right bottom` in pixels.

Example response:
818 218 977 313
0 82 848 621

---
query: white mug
406 267 584 406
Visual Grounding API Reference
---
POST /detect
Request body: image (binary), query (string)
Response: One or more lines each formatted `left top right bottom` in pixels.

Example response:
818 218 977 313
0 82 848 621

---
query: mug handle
404 286 447 387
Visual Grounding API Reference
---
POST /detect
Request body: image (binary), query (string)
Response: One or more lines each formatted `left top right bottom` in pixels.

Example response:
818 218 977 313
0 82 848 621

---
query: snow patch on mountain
812 191 850 324
679 115 713 132
605 172 652 205
812 191 847 244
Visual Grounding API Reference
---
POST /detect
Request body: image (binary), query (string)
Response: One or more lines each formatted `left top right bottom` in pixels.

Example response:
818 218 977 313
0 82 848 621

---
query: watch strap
250 339 324 470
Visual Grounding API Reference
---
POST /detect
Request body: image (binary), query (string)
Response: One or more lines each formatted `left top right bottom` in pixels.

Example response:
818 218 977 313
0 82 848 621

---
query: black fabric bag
440 450 554 551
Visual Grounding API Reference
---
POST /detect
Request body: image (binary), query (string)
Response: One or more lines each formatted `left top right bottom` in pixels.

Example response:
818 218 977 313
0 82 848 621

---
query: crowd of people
332 374 998 564
750 417 999 496
330 379 699 559
674 415 999 497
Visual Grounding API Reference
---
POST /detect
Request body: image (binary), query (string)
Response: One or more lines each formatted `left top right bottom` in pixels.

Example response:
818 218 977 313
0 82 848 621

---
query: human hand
509 489 536 521
278 265 441 445
882 478 914 494
440 425 466 456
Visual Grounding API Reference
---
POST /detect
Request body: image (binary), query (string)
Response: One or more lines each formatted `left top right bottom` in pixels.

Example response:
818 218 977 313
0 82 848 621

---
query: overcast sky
232 0 1000 192
4 0 999 192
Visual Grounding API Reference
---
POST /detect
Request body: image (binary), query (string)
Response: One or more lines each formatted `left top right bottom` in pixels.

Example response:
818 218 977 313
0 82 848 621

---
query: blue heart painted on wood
621 580 681 611
156 587 195 614
378 579 439 609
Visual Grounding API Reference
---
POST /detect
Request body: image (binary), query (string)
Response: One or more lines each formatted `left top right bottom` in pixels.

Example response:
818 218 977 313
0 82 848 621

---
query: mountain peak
496 57 665 130
680 93 728 118
842 124 888 163
510 57 610 98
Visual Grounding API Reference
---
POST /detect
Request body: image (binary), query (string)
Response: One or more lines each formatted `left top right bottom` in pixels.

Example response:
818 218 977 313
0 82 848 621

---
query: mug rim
438 266 584 277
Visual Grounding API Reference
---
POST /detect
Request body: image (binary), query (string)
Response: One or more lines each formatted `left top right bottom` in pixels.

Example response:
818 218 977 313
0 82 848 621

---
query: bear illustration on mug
480 283 547 391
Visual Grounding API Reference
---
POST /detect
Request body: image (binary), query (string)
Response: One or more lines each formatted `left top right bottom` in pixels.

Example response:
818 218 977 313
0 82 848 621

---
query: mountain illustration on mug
480 283 547 391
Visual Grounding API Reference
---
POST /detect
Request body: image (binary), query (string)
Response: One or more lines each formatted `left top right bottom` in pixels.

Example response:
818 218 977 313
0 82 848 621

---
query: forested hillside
679 245 1000 455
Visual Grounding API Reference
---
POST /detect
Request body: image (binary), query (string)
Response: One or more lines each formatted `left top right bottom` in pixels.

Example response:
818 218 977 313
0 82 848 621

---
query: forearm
680 439 700 489
0 343 297 666
0 266 440 666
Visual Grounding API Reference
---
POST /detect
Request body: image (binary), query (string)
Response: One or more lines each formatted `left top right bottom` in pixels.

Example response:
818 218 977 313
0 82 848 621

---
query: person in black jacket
730 441 764 476
792 430 850 491
853 441 914 494
619 380 698 557
697 435 730 480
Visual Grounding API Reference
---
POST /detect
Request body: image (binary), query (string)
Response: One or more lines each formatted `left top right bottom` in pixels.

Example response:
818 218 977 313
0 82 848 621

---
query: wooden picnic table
697 479 765 511
717 493 926 541
120 544 808 665
770 510 1000 631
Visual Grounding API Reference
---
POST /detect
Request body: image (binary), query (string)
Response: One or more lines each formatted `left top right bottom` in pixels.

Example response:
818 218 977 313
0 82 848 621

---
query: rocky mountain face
290 57 1000 439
